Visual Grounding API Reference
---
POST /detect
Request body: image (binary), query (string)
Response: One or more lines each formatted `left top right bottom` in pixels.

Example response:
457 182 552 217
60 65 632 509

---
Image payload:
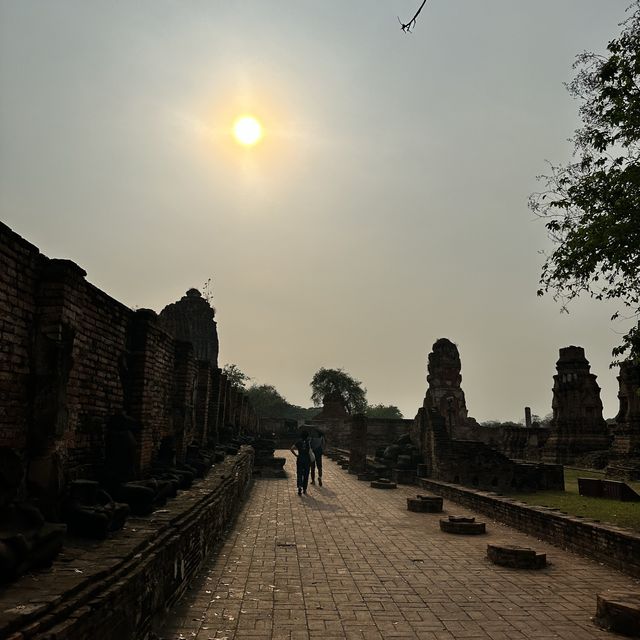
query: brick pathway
157 452 638 640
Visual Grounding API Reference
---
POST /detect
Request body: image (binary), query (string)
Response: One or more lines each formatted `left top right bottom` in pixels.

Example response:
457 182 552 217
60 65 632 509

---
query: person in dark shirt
290 428 312 496
309 427 326 486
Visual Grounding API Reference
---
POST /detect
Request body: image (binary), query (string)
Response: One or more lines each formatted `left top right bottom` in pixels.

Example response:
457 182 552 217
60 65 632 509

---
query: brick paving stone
157 451 639 639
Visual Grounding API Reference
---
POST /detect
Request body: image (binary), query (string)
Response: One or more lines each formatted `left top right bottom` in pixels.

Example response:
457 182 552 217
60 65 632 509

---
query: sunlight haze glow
233 115 263 146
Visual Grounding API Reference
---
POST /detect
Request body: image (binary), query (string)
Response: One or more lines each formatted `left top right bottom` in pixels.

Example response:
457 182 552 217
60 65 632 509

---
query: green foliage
480 420 521 428
222 363 251 391
530 2 640 360
246 384 289 418
310 367 368 414
246 383 319 421
366 403 404 419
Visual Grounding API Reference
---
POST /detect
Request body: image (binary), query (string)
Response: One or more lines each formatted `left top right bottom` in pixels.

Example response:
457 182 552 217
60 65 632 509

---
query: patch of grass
506 467 640 532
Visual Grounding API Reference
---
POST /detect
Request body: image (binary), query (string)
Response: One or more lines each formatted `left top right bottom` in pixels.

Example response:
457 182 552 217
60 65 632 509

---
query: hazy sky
1 1 633 421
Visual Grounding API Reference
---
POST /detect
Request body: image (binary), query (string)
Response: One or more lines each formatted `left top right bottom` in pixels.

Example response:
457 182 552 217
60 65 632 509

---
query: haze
0 1 632 421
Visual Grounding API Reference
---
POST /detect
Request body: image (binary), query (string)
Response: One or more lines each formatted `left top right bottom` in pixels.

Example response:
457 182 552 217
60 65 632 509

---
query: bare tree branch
399 0 429 33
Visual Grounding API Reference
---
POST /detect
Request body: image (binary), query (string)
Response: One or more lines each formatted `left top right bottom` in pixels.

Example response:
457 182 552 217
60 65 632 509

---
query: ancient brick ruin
411 339 564 492
607 359 640 480
159 287 219 364
423 338 477 435
542 346 610 464
0 221 258 583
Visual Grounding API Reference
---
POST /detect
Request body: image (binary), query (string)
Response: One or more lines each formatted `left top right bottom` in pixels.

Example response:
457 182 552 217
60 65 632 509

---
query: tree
222 363 251 391
246 384 289 418
530 2 640 360
246 382 319 421
310 367 368 414
366 403 404 419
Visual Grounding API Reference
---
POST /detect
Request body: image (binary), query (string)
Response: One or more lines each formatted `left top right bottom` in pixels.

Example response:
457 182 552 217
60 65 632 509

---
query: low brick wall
418 477 640 579
1 448 254 640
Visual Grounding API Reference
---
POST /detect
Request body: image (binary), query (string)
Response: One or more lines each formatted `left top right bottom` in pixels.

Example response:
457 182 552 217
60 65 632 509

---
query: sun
233 115 263 146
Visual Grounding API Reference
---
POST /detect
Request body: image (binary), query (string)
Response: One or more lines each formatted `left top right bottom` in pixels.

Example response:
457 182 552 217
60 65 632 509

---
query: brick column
207 367 222 447
172 341 196 462
28 259 85 519
194 360 211 447
220 378 233 443
127 309 175 475
349 413 368 474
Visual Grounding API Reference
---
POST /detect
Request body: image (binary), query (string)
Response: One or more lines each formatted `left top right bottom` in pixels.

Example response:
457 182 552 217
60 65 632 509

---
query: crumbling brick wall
0 222 240 511
0 222 41 452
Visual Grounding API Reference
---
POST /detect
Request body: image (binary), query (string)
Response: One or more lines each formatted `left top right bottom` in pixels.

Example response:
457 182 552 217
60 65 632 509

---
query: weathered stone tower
543 346 610 464
411 338 564 491
425 338 469 434
159 288 219 366
607 360 640 479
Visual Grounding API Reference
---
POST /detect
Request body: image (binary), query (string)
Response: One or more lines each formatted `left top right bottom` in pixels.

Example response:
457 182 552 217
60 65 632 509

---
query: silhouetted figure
290 429 312 495
309 427 326 486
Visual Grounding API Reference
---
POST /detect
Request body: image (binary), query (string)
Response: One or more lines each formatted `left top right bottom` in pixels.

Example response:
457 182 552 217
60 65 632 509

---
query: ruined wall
0 223 41 451
314 417 412 454
40 261 132 478
171 341 197 461
126 309 176 472
454 421 550 461
412 338 564 492
607 360 640 479
1 222 135 483
0 222 256 512
366 419 413 453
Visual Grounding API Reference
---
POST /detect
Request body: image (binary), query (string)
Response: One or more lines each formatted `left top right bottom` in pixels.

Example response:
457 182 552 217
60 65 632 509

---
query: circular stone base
371 480 397 490
487 544 546 569
595 591 640 637
407 496 443 513
440 516 486 535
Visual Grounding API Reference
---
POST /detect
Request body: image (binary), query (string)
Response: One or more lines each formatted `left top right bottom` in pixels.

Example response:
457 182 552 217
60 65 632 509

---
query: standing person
309 427 326 486
290 428 312 496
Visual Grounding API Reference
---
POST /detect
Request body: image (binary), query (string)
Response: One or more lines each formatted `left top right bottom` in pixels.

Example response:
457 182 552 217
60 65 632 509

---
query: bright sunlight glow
233 115 263 146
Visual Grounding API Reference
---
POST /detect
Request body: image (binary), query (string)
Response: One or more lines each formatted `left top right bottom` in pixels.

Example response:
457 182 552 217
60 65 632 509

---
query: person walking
309 427 326 486
290 428 312 495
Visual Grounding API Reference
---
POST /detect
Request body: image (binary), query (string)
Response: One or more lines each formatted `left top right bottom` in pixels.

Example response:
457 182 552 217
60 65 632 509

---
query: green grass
506 467 640 532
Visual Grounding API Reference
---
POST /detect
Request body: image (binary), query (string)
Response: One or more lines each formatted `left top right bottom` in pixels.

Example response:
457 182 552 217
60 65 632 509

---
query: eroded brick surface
158 452 638 640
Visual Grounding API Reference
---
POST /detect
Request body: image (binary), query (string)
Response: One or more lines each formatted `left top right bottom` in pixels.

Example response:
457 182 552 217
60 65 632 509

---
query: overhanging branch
399 0 429 33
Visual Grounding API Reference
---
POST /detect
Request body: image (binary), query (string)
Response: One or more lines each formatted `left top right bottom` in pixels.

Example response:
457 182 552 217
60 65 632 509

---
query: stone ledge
487 544 546 569
371 479 397 490
407 495 443 513
594 591 640 637
0 447 254 640
418 477 640 579
440 515 486 535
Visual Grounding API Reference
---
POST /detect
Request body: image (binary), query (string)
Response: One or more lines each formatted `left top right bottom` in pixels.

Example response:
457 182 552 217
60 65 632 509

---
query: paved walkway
158 452 638 640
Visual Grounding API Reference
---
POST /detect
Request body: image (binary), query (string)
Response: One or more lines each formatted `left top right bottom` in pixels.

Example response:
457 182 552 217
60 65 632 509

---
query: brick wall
41 262 131 477
0 222 41 451
1 221 256 509
367 418 413 454
316 417 412 454
171 341 197 461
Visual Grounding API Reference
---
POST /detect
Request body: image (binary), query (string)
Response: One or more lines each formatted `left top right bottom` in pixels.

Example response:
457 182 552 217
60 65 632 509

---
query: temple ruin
542 346 610 464
411 338 564 491
0 221 259 584
607 359 640 479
